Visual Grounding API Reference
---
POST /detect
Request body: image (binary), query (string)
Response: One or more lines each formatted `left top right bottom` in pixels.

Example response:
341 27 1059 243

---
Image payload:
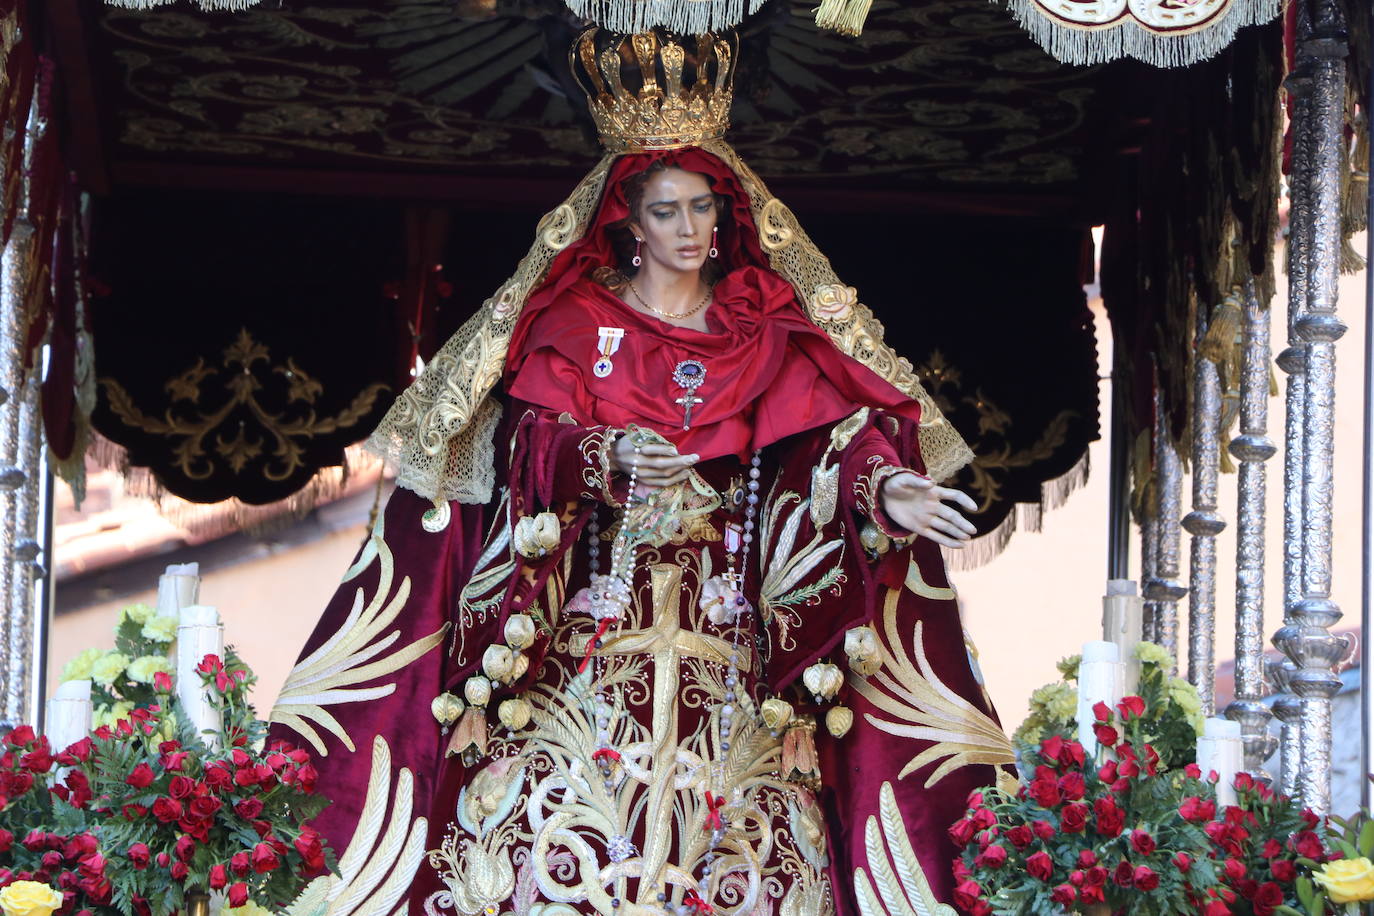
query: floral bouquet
1297 811 1374 914
953 649 1327 914
0 605 333 916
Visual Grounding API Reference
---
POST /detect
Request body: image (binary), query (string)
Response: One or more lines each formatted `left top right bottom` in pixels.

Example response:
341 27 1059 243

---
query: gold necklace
627 280 713 321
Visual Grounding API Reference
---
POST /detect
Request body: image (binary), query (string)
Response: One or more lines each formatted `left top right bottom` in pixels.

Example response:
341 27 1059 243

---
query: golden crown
572 29 737 153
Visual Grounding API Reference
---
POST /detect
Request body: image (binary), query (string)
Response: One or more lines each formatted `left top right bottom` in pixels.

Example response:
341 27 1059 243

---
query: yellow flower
120 602 155 625
141 615 179 643
1135 641 1174 669
226 903 276 916
0 881 65 916
127 655 172 684
1055 655 1081 679
1168 677 1205 734
93 701 133 730
89 652 131 687
1028 682 1077 724
1314 857 1374 903
60 647 104 682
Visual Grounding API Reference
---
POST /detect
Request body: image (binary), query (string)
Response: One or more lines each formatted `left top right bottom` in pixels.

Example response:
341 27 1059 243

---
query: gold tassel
1346 116 1368 234
1198 292 1243 365
1340 236 1366 275
814 0 874 36
782 716 821 789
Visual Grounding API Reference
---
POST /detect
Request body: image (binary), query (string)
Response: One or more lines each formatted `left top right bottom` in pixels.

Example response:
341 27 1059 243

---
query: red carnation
1050 884 1077 906
974 845 1008 869
1026 851 1053 882
127 844 150 870
208 865 228 890
1113 860 1135 887
1060 803 1088 834
228 884 249 908
1133 865 1160 891
1117 695 1146 720
251 842 281 874
1130 829 1157 857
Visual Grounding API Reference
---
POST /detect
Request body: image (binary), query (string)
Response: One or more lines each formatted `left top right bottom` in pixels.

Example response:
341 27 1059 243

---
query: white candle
176 604 223 750
156 563 201 618
1077 641 1126 758
45 679 92 754
1102 579 1144 696
1197 717 1244 806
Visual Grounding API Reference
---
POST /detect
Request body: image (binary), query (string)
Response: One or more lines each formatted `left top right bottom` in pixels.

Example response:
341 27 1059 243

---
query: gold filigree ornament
270 516 449 756
279 736 429 916
102 328 387 483
572 29 736 153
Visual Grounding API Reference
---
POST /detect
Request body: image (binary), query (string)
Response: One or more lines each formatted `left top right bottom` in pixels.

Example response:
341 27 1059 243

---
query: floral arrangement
954 642 1330 915
1014 641 1203 771
1297 812 1374 914
0 606 332 916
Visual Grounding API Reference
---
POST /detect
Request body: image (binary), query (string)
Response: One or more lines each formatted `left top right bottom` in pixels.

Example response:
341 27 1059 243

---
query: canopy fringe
998 0 1281 69
559 0 766 34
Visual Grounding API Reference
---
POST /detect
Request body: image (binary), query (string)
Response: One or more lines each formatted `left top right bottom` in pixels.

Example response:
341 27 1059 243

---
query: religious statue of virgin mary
269 28 1016 916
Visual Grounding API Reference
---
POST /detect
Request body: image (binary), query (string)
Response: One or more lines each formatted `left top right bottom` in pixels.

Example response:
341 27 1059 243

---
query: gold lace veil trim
365 139 972 503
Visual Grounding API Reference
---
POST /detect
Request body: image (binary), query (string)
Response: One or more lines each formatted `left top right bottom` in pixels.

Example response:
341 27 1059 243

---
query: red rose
1026 851 1054 882
1060 803 1088 834
947 819 975 848
296 763 318 791
22 829 45 851
251 842 281 874
1252 881 1284 916
42 852 62 870
162 751 189 772
127 763 156 789
6 725 35 746
78 853 106 877
1293 831 1324 859
168 775 195 799
1173 852 1192 873
1039 736 1065 765
1133 865 1159 891
1028 769 1061 808
970 807 996 831
1069 870 1085 887
1093 797 1124 838
155 853 171 868
1000 825 1029 849
1203 901 1231 916
1080 884 1105 905
1271 859 1296 882
1179 796 1216 823
0 828 11 852
1117 695 1146 719
21 745 53 773
203 763 232 791
2 770 34 797
190 796 222 818
1058 770 1086 800
1224 857 1247 881
1113 860 1135 887
1057 740 1086 768
208 865 228 890
952 858 969 881
170 862 188 881
1235 772 1255 792
293 828 326 871
1078 850 1097 868
121 804 148 821
1093 724 1119 747
1259 838 1282 859
127 844 150 870
151 797 183 823
1092 701 1112 723
153 671 173 692
952 881 983 911
1031 820 1055 840
175 835 196 862
234 767 260 788
974 845 1008 869
1098 760 1118 782
1130 829 1157 856
1301 809 1320 830
228 884 249 908
1050 884 1077 906
230 852 251 878
1184 763 1202 779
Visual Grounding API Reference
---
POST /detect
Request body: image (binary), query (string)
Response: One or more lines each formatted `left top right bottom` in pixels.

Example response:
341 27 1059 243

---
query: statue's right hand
611 434 699 489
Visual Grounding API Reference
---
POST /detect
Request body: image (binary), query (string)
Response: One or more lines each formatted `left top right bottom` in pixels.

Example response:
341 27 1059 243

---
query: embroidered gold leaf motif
848 583 1013 788
282 736 429 916
100 327 388 482
853 782 957 916
270 525 448 755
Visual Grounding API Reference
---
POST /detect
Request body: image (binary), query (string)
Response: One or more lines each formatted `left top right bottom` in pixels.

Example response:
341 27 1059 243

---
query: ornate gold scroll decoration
270 515 449 755
847 577 1014 788
101 327 388 482
282 736 429 916
853 782 958 916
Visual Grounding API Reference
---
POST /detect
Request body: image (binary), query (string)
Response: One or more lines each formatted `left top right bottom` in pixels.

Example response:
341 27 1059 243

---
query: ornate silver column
1225 282 1279 777
1272 0 1350 815
1140 514 1160 644
6 368 43 726
1184 304 1226 713
1267 658 1302 794
1144 389 1187 670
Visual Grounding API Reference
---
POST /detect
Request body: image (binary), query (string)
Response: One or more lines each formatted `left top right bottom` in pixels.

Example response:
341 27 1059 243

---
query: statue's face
629 167 717 276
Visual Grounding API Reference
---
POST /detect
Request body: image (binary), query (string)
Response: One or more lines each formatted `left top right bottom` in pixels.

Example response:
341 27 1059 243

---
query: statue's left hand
879 472 978 549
